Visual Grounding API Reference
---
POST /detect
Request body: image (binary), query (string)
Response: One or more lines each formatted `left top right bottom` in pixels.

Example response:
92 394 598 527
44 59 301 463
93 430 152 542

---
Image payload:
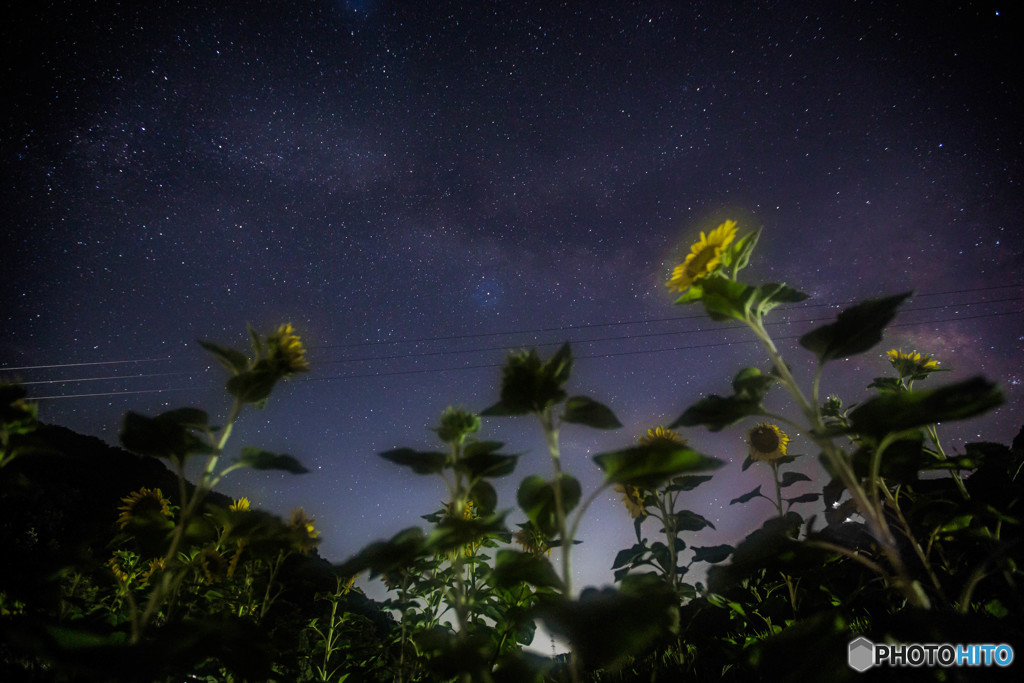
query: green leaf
732 367 777 402
730 485 764 505
237 447 309 474
728 226 761 273
850 434 924 485
198 340 250 375
848 376 1003 441
593 442 723 488
867 376 904 394
670 394 763 432
779 471 811 488
798 292 911 363
665 474 714 492
120 409 216 460
226 368 279 404
378 447 449 474
468 479 498 513
562 395 622 430
426 512 508 555
611 543 647 570
673 509 715 532
334 527 427 578
517 474 582 537
691 544 734 564
699 276 757 322
485 344 573 415
492 550 564 590
752 282 809 315
785 493 820 505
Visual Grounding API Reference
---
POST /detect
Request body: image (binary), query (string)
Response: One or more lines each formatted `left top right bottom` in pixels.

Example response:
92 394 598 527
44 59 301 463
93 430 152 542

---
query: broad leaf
492 550 563 590
665 474 714 492
779 471 812 488
237 447 309 474
517 474 582 537
670 394 763 432
198 340 249 375
752 282 809 315
594 442 723 488
730 485 763 505
799 292 911 363
121 409 216 461
691 544 734 563
562 395 622 430
378 447 449 475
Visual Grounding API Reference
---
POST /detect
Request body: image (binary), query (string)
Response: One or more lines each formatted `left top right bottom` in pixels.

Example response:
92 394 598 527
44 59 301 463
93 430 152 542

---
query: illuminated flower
116 487 173 529
229 497 251 512
666 220 739 293
140 557 166 585
614 484 647 519
747 423 790 462
638 425 687 447
515 527 552 557
269 323 310 374
199 547 228 582
289 507 321 553
107 553 133 584
886 348 942 381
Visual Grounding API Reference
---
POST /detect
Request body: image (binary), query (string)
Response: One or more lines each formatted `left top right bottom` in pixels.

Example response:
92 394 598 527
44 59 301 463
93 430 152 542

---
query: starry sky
3 0 1023 597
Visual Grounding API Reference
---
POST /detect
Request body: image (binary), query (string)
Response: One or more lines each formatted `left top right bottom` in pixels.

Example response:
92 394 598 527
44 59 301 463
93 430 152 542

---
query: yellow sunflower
289 507 321 553
514 527 552 557
666 220 739 293
270 323 310 374
341 574 357 595
638 425 687 446
613 483 647 519
747 423 790 462
140 557 166 585
116 487 173 529
886 348 941 380
229 497 251 512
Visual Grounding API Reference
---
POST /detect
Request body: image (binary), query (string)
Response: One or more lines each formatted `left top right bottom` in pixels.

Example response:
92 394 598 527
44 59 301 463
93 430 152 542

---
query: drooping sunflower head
268 323 310 375
198 547 228 582
747 423 790 462
514 526 552 557
443 499 476 521
613 483 647 519
229 497 251 512
435 406 480 445
886 348 942 381
288 507 321 553
116 487 173 530
666 220 739 293
140 557 166 585
637 425 687 447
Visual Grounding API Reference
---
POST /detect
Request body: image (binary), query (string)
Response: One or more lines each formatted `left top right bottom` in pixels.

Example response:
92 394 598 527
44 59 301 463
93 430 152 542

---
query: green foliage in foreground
2 222 1023 682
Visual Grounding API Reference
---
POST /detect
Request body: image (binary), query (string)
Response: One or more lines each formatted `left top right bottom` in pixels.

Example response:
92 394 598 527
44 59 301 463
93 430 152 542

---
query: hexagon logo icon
848 637 874 672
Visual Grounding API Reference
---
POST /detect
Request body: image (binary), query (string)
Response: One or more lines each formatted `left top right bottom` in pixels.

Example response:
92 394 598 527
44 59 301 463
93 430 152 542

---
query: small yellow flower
747 423 790 462
270 323 310 374
638 425 687 446
886 348 941 381
614 484 647 519
116 487 173 529
289 507 320 553
229 497 251 512
666 220 739 293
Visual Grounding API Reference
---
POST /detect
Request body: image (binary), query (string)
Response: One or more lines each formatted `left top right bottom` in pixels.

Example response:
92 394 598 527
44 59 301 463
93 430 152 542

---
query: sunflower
443 500 482 557
886 348 941 381
116 487 173 529
514 527 552 557
289 507 320 553
747 423 790 462
638 425 686 446
140 557 166 585
199 547 228 582
269 323 310 374
666 220 739 293
341 574 357 595
614 483 647 519
229 497 251 512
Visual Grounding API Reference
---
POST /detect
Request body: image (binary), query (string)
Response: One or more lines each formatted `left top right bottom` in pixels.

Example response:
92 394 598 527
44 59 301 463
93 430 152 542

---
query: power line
28 307 1023 400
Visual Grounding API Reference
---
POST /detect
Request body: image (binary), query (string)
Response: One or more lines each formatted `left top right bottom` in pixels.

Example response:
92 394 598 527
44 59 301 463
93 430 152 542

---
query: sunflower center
751 426 780 453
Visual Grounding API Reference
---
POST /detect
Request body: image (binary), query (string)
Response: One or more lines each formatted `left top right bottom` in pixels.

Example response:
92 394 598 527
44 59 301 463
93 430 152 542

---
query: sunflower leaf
799 292 911 363
785 493 821 505
691 544 734 564
492 550 564 590
779 471 812 488
699 276 757 322
562 395 623 430
226 368 280 404
594 442 723 488
121 409 217 460
517 474 582 538
753 282 810 315
198 340 250 375
673 509 716 532
237 447 309 474
378 447 449 475
848 376 1003 441
670 394 764 432
730 485 764 505
728 226 761 273
665 474 715 492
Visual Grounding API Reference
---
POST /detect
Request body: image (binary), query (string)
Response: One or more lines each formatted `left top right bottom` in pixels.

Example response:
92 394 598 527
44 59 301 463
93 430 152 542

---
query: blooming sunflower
140 557 166 585
116 487 173 529
886 348 941 381
614 483 647 519
747 423 790 462
666 220 739 293
638 425 687 446
514 527 552 557
229 497 251 512
270 323 310 374
289 507 321 553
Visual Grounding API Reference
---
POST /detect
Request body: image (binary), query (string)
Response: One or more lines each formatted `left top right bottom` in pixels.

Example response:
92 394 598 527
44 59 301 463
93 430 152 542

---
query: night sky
3 0 1023 599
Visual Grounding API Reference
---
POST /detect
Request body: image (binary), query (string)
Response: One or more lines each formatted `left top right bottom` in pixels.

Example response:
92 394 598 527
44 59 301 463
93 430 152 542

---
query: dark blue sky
3 1 1022 594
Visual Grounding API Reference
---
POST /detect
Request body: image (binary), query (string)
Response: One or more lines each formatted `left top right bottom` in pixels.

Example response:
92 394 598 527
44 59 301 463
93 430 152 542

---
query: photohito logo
848 637 1014 671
